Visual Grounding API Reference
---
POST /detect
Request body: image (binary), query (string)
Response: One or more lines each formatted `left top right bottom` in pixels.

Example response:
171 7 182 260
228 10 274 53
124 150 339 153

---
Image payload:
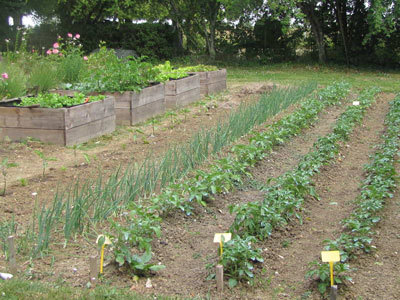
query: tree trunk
298 2 326 64
335 0 350 65
208 17 216 60
172 20 185 55
204 0 219 60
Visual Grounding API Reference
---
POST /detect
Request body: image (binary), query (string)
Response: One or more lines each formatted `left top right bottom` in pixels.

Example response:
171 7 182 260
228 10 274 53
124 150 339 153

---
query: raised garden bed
0 96 115 146
111 82 165 125
53 83 165 126
190 69 227 96
165 74 201 109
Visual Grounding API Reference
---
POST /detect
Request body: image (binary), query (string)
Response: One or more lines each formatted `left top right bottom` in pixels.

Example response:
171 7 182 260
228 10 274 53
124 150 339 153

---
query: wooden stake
330 285 338 300
89 255 98 284
216 264 224 293
7 236 17 275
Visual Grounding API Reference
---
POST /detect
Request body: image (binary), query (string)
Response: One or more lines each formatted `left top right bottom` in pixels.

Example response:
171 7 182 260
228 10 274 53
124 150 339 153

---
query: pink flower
67 33 73 38
53 42 59 49
83 56 88 61
46 49 52 55
75 33 80 39
1 73 8 79
53 49 59 54
59 53 63 57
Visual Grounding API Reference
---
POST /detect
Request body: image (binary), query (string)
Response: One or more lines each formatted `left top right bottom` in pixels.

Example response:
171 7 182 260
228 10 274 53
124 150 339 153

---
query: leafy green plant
76 47 159 93
306 260 352 294
33 150 57 177
180 65 219 72
18 93 105 109
0 158 18 196
218 236 263 288
154 61 188 81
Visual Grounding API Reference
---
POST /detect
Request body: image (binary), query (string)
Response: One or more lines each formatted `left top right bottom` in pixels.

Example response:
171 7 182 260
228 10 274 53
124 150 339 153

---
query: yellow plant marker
321 251 340 287
96 235 112 274
214 233 231 258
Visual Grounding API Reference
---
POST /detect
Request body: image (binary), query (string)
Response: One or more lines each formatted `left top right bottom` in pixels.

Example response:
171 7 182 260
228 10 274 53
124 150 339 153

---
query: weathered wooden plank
131 99 165 124
65 115 115 146
165 75 200 96
115 108 131 125
207 80 227 95
165 80 177 95
208 69 227 82
132 83 164 108
64 97 115 129
189 69 226 96
0 127 65 144
0 107 66 129
175 74 200 94
165 87 201 109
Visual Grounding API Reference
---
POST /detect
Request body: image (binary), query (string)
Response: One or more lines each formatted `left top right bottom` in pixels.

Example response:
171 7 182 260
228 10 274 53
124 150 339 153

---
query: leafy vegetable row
17 93 106 108
109 82 351 274
218 87 379 287
306 94 400 295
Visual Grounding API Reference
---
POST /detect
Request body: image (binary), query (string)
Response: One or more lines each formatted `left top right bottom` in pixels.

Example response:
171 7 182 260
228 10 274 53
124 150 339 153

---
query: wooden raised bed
190 69 227 96
111 83 165 125
53 83 165 126
165 74 201 109
0 97 115 146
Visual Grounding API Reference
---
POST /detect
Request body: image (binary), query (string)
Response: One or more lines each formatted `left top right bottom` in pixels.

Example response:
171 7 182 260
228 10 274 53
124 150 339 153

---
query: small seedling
19 178 28 187
33 150 57 177
1 158 18 196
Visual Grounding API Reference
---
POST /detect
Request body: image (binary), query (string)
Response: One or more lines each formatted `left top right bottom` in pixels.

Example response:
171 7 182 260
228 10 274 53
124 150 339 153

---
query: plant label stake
96 235 111 274
213 233 231 293
213 233 232 258
89 255 98 284
7 236 17 275
321 250 340 300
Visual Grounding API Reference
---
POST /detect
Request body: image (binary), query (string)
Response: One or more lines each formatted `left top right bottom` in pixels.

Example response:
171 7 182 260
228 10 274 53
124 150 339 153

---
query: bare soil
1 89 398 300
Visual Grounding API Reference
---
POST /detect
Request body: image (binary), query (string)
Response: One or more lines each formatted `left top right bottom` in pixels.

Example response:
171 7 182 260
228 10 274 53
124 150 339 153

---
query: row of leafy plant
216 87 379 287
110 82 351 275
306 94 400 295
0 83 316 259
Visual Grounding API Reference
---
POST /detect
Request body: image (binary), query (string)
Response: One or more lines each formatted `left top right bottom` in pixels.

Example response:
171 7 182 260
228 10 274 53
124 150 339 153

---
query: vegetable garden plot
0 96 115 146
0 84 317 290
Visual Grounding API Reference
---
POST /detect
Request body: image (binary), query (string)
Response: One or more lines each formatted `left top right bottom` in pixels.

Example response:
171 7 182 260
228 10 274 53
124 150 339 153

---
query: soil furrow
124 100 351 297
342 167 400 300
0 84 268 224
242 93 392 300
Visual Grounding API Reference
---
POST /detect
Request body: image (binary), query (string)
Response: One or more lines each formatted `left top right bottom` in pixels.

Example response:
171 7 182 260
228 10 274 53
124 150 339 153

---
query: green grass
0 279 194 300
227 63 400 93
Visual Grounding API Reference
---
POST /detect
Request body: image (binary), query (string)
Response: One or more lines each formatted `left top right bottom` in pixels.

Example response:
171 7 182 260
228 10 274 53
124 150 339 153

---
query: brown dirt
110 99 353 298
342 167 400 300
0 82 274 225
243 93 393 300
1 88 396 300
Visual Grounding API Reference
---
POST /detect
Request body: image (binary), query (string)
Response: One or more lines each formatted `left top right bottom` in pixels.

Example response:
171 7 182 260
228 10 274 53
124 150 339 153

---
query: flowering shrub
45 33 87 83
0 65 27 99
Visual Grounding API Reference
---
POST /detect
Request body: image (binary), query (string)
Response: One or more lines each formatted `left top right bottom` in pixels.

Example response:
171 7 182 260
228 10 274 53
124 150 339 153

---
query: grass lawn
227 63 400 93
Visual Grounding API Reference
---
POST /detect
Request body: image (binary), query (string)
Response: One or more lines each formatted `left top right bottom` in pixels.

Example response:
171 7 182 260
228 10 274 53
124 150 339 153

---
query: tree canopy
0 0 398 66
